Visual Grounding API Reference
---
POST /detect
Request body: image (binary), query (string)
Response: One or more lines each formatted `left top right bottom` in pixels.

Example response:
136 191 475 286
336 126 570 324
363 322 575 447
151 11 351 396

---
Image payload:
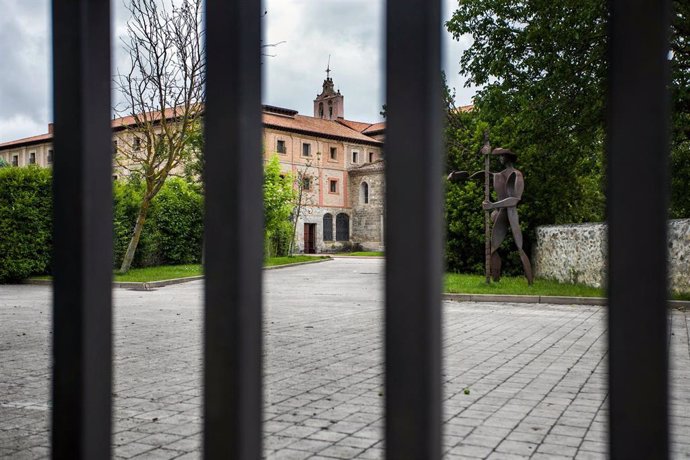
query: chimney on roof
48 123 54 134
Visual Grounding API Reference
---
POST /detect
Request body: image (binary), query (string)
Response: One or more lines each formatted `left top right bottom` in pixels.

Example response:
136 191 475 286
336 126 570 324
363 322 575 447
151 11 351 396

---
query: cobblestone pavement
1 258 690 459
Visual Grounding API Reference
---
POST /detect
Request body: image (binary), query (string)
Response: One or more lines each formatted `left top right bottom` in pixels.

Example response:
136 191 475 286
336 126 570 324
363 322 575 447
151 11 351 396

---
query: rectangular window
29 152 36 164
369 152 375 163
352 151 359 163
329 179 338 193
302 143 311 157
277 139 286 154
330 147 337 160
12 155 18 167
112 140 118 156
133 136 141 150
47 150 53 163
302 177 311 190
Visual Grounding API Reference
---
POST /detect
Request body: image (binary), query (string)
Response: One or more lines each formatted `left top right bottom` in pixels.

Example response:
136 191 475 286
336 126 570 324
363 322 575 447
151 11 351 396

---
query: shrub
113 177 203 268
0 170 204 281
0 167 53 282
112 178 161 268
264 156 296 258
153 178 203 264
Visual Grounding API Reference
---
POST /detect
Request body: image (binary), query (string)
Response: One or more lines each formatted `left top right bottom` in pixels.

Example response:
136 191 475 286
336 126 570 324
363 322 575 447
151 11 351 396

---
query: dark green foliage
670 141 690 218
446 0 690 222
446 179 485 273
113 177 203 267
153 178 203 264
0 171 204 283
113 178 161 267
264 155 296 258
0 167 52 282
442 76 604 275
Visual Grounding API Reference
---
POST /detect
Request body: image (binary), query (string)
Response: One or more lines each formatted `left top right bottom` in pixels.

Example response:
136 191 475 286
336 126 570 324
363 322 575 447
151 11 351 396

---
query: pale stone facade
0 76 387 254
348 160 385 251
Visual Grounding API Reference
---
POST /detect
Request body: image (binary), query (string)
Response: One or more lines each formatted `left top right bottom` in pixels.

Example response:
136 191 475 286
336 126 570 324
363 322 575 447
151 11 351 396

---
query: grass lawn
115 264 201 282
337 251 384 257
445 273 690 300
264 255 330 267
445 273 604 298
32 256 330 283
117 256 328 281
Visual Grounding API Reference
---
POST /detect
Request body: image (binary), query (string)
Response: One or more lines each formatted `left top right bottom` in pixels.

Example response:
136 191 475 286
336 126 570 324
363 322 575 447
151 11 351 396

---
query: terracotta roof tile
363 122 385 134
0 132 53 149
336 119 372 132
263 113 382 145
1 106 383 150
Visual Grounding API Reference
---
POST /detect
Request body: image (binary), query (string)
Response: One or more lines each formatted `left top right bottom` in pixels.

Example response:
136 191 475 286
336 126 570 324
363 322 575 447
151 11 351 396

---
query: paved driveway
1 258 689 459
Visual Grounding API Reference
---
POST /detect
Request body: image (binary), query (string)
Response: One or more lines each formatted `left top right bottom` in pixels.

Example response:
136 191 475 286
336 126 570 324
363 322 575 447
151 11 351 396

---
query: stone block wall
533 219 690 293
348 163 385 252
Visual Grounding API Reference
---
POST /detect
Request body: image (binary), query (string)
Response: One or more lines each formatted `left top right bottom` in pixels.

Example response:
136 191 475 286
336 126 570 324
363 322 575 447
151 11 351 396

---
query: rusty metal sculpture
448 147 534 285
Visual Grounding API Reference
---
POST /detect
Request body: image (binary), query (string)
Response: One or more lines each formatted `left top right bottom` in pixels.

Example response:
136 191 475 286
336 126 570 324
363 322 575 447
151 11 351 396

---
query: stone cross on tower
314 57 344 120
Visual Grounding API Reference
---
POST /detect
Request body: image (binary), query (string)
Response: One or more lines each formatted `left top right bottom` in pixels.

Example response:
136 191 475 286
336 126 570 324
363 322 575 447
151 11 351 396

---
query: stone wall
533 219 690 293
348 162 385 252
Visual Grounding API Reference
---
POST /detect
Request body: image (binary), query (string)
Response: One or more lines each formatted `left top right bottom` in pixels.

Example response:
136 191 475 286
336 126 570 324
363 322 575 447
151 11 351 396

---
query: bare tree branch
114 0 205 273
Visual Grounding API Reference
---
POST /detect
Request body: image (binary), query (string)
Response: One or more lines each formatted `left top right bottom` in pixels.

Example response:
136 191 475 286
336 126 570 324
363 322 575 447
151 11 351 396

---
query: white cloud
0 0 51 143
0 0 478 143
263 0 385 122
0 114 48 144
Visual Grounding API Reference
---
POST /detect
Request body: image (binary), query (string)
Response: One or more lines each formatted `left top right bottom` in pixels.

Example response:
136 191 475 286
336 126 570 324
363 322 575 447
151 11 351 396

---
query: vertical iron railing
203 0 263 458
607 1 670 458
385 1 443 459
45 0 675 458
51 0 113 458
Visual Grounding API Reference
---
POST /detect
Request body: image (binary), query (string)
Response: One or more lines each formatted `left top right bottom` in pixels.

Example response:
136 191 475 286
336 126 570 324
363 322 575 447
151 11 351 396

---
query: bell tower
313 58 344 120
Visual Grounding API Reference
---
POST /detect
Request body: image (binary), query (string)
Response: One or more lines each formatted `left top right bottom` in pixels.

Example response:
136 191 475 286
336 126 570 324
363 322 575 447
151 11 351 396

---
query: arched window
323 213 333 241
360 182 369 204
336 213 349 241
319 102 324 118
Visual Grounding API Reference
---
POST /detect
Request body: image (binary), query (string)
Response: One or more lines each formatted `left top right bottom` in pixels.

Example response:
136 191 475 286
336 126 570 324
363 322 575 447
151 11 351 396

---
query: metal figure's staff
448 147 534 285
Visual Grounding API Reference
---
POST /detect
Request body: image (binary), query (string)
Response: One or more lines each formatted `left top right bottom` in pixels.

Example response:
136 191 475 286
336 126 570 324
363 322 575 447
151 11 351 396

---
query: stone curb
24 258 334 290
263 257 333 270
443 293 690 310
330 255 385 259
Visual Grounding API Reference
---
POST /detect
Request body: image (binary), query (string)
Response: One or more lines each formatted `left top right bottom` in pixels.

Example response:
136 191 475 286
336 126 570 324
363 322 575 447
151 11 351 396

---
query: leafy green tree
264 155 296 258
446 0 689 220
447 0 605 223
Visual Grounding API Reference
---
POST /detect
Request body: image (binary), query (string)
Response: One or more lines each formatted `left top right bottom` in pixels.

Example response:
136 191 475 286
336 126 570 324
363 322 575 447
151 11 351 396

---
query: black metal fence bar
607 1 670 458
51 0 113 458
385 1 443 458
203 0 263 458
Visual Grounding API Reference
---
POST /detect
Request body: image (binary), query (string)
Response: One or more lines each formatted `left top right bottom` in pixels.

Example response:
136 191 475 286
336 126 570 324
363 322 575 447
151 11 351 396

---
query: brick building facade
0 75 386 253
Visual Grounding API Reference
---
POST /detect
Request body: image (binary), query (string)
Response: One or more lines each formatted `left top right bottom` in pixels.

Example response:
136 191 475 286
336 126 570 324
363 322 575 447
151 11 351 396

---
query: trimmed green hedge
0 167 53 282
0 170 204 282
150 178 203 265
112 177 204 268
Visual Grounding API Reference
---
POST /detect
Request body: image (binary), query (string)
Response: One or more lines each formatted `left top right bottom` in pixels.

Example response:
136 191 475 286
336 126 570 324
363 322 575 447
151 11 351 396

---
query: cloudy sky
0 0 476 144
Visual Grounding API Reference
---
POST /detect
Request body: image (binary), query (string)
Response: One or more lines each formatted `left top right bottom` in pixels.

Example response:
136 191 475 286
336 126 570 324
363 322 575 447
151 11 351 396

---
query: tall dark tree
447 0 690 221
